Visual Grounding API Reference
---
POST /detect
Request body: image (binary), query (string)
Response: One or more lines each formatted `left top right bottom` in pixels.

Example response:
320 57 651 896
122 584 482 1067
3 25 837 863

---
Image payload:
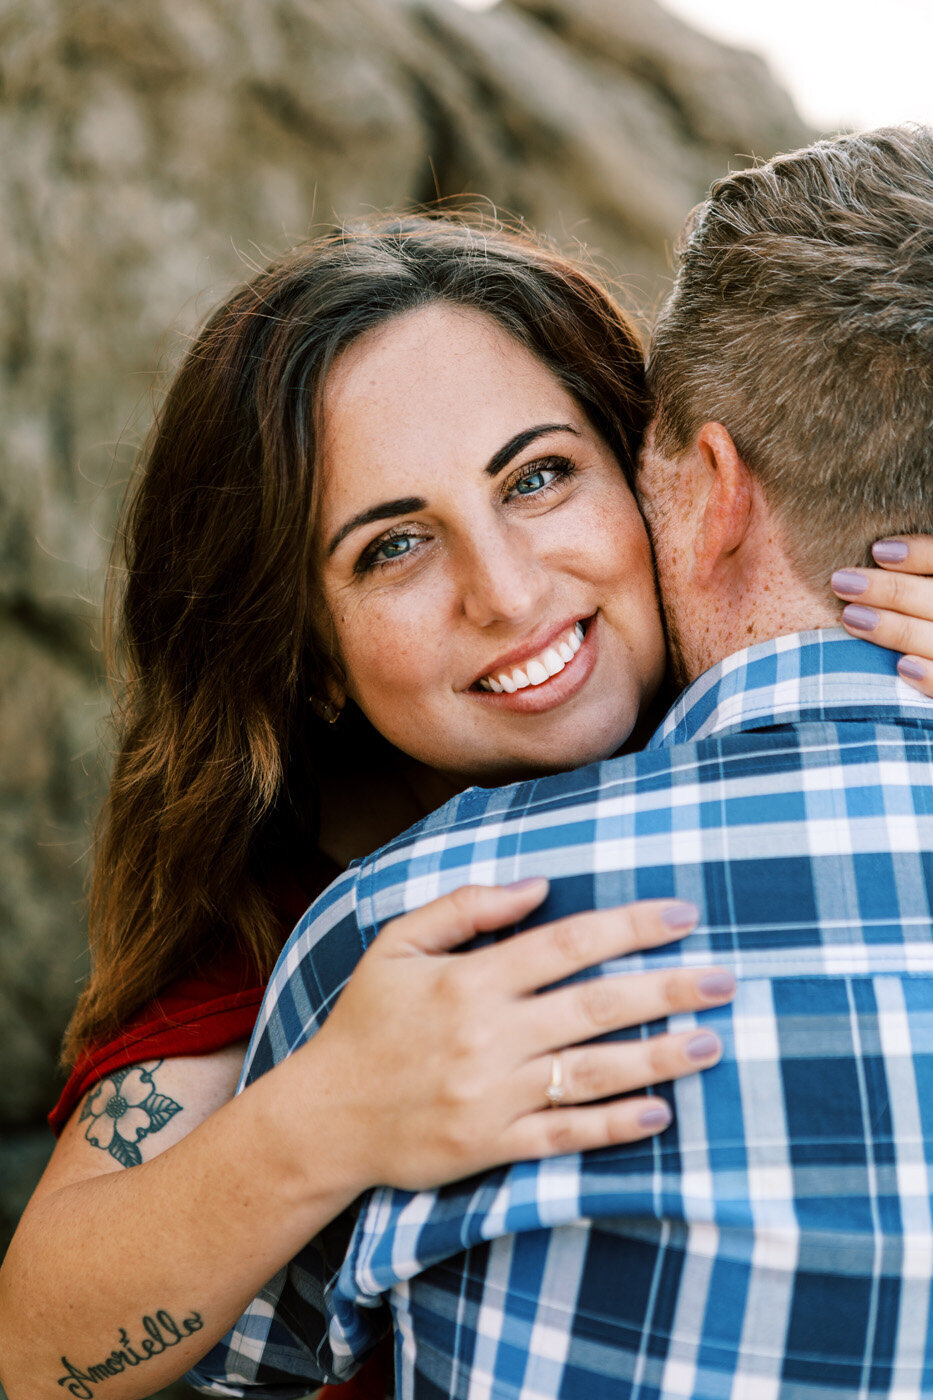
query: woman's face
317 303 666 783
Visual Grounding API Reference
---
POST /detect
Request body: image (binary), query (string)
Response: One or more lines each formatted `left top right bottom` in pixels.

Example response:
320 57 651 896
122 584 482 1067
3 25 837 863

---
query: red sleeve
48 949 267 1135
49 855 341 1136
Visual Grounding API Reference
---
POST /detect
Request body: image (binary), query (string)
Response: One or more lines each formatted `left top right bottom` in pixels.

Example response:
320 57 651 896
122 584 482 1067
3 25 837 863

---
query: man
192 128 933 1399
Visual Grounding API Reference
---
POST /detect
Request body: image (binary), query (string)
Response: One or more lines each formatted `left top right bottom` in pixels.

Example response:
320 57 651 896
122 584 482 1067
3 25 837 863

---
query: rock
0 0 809 1178
0 1127 55 1258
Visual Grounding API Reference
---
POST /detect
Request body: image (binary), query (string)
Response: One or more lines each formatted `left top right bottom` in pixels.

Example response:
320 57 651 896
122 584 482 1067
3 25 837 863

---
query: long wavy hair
63 214 649 1063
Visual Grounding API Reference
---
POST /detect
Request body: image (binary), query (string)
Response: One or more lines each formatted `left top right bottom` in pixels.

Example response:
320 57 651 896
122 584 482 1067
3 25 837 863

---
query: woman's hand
832 536 933 696
306 879 733 1194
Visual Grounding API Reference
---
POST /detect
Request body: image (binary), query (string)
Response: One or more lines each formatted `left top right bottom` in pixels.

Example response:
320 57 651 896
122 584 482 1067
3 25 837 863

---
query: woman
1 215 930 1400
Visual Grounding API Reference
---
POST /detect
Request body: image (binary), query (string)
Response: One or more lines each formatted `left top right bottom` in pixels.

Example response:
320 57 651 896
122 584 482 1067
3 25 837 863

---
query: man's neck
679 572 841 687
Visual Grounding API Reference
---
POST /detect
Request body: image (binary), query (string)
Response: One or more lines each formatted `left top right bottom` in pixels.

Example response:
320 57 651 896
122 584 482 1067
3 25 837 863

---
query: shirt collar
648 627 933 749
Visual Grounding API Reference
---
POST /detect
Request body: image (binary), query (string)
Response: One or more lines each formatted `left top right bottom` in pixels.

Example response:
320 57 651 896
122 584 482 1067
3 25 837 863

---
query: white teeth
476 621 588 694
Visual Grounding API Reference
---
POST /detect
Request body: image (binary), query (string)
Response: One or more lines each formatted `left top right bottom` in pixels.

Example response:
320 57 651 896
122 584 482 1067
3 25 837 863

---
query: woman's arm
0 883 733 1400
833 535 933 695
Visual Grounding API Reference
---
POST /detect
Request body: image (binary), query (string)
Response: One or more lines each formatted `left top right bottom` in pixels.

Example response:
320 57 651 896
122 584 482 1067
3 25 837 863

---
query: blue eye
509 458 572 499
356 531 422 573
515 470 549 495
378 536 412 560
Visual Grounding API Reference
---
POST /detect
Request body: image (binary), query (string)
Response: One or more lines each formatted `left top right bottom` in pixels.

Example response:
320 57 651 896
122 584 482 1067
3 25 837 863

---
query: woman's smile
318 302 666 783
468 615 598 713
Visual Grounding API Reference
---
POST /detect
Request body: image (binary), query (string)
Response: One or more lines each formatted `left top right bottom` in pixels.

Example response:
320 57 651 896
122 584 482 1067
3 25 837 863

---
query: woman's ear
692 422 754 584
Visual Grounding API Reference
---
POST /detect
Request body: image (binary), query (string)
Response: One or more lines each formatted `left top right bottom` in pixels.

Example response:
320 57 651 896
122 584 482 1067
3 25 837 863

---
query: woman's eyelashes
354 455 578 575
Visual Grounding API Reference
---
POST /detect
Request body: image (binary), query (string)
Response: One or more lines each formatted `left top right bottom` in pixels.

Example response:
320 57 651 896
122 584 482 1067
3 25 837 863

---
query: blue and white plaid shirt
190 630 933 1400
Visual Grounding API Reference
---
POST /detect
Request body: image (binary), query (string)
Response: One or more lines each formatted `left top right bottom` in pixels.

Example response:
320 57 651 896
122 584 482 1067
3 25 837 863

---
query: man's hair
647 125 933 586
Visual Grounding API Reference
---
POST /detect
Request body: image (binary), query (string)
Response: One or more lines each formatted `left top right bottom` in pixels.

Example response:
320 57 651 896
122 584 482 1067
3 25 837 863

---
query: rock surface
0 0 809 1272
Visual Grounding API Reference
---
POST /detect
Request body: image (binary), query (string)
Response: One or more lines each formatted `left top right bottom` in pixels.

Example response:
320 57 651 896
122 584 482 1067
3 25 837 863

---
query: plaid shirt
189 630 933 1400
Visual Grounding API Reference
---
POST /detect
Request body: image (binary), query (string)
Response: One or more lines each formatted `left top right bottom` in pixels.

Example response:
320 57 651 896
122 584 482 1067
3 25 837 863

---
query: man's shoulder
369 713 928 849
354 714 933 907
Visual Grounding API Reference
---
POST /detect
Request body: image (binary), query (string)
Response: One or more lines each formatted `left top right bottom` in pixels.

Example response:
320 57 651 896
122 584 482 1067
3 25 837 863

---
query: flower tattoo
79 1063 182 1168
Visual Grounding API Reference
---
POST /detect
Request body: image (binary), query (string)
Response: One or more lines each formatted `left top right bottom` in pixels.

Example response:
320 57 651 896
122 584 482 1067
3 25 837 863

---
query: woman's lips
468 615 599 714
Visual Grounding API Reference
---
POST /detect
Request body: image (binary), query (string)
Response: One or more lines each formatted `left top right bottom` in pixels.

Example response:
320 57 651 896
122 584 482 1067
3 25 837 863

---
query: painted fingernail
686 1031 721 1061
898 657 926 682
639 1103 672 1130
872 539 909 564
831 569 869 596
504 876 548 892
697 970 736 999
661 900 700 930
842 604 879 632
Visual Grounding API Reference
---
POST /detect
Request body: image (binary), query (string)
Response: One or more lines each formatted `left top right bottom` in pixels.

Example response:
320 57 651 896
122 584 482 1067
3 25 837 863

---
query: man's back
192 632 933 1400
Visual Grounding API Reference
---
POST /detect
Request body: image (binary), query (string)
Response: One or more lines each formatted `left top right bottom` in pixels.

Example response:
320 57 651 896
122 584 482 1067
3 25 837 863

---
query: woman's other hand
832 536 933 696
306 879 733 1194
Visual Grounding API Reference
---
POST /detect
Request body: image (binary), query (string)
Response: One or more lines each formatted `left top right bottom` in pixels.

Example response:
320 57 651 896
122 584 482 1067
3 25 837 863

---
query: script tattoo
79 1062 182 1168
57 1310 204 1397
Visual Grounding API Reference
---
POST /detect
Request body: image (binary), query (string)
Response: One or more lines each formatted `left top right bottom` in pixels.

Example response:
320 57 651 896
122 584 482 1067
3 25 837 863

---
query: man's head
639 125 933 685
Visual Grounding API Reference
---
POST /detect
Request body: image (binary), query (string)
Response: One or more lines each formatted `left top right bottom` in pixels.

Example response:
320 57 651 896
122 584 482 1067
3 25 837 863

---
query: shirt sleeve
49 960 266 1135
186 866 387 1397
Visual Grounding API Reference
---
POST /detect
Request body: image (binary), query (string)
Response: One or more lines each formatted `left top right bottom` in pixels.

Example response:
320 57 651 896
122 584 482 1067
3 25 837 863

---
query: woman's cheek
340 594 443 717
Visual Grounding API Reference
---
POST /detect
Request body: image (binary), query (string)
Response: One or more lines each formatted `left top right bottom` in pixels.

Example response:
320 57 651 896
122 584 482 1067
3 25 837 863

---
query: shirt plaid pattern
189 630 933 1400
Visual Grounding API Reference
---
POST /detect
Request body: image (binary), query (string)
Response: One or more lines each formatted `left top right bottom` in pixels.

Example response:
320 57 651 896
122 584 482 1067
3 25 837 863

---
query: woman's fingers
831 563 933 695
520 1028 723 1111
473 898 700 995
525 964 735 1055
870 535 933 575
504 1096 675 1160
376 878 550 957
832 565 933 625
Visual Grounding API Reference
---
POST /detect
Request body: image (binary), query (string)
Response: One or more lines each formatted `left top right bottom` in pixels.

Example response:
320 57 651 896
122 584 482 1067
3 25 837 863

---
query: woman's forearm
0 1045 362 1400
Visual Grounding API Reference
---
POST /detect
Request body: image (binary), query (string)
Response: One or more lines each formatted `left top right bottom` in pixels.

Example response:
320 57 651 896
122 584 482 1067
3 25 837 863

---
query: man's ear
692 422 753 584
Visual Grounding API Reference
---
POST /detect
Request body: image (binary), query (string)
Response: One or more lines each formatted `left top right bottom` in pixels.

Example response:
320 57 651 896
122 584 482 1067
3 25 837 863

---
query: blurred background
0 1 927 1395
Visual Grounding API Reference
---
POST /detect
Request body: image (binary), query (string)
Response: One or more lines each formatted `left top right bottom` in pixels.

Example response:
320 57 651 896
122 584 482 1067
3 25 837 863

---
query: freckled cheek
337 597 453 709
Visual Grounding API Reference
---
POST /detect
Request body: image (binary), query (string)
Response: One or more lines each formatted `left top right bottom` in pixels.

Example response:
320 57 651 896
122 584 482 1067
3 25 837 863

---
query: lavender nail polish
831 569 869 596
842 604 879 632
686 1031 721 1061
639 1104 672 1130
698 971 736 999
898 657 926 682
661 900 700 931
872 539 910 564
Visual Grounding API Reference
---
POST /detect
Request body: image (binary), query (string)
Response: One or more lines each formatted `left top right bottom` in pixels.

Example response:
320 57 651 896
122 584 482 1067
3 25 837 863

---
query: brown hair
648 125 933 586
64 213 648 1063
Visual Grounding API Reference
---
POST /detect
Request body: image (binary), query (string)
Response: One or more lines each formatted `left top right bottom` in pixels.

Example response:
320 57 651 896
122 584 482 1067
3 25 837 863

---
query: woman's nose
458 529 549 627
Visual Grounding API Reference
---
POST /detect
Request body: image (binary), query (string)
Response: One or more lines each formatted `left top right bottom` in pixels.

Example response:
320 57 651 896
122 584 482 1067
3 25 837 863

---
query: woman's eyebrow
484 423 579 477
327 496 427 557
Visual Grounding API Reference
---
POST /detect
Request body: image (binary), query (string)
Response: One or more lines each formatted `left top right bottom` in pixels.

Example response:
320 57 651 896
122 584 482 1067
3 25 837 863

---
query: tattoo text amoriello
57 1310 204 1397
